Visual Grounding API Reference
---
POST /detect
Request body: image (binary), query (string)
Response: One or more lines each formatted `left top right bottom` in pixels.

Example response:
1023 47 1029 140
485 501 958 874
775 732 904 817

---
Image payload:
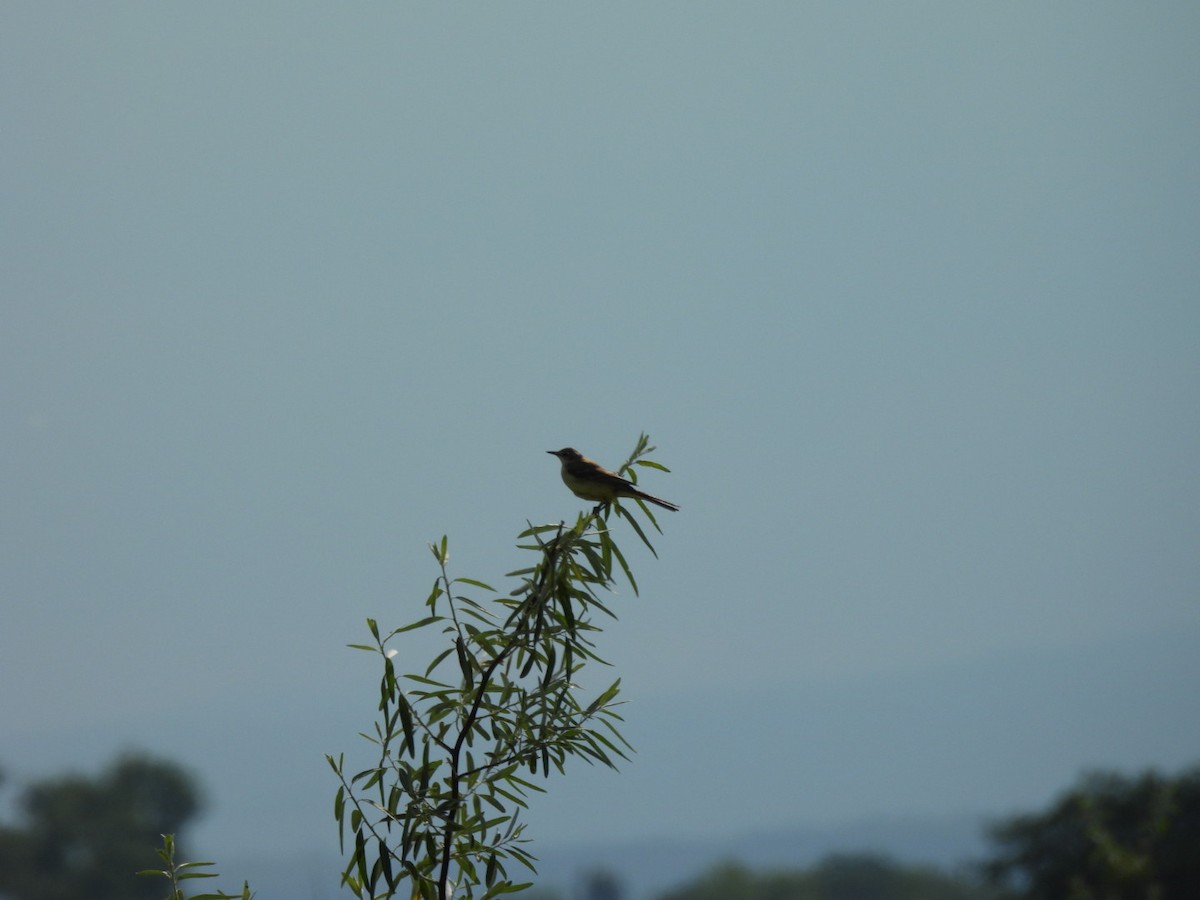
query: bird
547 447 679 512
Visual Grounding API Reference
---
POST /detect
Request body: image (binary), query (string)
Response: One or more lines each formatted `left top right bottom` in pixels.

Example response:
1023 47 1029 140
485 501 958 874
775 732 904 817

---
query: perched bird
547 447 679 511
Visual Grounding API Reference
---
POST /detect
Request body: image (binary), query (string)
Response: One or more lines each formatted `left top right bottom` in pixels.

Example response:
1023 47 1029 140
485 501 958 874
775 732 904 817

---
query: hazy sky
3 1 1198 889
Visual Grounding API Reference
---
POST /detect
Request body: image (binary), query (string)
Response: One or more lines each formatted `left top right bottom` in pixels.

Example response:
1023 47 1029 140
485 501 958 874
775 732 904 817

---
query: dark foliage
983 764 1200 900
658 854 993 900
0 754 201 900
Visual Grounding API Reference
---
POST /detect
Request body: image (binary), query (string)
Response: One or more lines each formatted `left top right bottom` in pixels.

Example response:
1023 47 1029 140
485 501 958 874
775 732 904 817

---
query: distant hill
519 812 991 899
220 811 991 899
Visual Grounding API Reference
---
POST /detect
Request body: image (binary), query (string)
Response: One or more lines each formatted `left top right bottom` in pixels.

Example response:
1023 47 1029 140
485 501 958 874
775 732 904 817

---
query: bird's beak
546 450 557 456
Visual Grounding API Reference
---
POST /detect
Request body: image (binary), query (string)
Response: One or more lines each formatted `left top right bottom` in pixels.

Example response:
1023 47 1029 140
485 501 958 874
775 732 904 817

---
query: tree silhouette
580 868 622 900
983 764 1200 899
0 754 201 900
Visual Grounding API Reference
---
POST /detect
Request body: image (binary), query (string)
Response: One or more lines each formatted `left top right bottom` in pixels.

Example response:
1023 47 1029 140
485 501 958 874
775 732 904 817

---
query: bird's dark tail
634 490 680 512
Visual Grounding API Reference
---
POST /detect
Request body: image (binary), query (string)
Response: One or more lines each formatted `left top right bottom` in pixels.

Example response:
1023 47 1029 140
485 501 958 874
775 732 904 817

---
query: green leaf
516 522 565 539
614 504 657 560
585 679 622 715
425 645 456 676
456 577 498 592
455 636 475 686
428 535 450 564
425 582 444 609
377 838 395 892
542 648 558 691
403 673 452 687
395 615 444 634
398 695 416 753
353 830 368 887
483 881 535 896
605 536 639 595
634 458 670 472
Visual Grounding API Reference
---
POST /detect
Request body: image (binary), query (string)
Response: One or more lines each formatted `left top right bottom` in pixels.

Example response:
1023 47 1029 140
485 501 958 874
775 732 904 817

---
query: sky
3 1 1199 893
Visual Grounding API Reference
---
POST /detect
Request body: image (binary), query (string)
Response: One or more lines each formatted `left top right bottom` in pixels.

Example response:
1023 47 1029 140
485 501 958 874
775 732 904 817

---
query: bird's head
547 448 582 461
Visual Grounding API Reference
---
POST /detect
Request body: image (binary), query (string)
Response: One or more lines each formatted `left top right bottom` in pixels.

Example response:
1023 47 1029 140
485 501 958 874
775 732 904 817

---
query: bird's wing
567 459 635 491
